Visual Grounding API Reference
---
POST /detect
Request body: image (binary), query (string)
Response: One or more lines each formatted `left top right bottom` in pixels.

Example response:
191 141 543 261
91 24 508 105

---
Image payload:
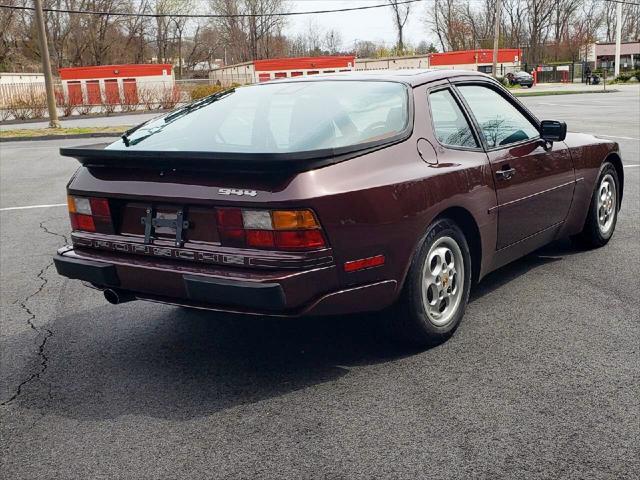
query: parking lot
1 88 638 479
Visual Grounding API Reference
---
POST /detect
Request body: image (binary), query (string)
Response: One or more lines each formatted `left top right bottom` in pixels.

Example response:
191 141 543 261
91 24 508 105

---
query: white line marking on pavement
0 203 66 212
593 134 640 141
624 164 639 168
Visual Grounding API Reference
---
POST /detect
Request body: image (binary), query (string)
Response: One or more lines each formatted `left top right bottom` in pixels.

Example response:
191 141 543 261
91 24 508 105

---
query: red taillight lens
274 230 325 250
246 230 275 248
215 208 326 251
220 228 246 246
216 208 243 229
67 195 113 233
73 214 96 232
89 197 111 217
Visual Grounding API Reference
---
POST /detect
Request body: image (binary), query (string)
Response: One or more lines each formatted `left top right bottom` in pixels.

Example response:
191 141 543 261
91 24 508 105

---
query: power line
2 0 635 17
603 0 640 5
0 0 427 18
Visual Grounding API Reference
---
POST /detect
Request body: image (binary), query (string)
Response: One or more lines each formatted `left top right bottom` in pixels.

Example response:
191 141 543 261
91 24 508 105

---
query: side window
457 85 539 148
428 89 478 148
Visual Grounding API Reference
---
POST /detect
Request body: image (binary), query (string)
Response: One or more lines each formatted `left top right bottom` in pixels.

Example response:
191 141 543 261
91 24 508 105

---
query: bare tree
209 0 287 62
388 0 411 53
305 18 324 56
323 28 342 55
429 0 474 51
602 0 640 43
502 0 526 50
352 40 378 58
0 0 23 69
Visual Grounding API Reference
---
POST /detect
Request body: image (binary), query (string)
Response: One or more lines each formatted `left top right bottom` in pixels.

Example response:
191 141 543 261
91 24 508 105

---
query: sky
284 0 434 50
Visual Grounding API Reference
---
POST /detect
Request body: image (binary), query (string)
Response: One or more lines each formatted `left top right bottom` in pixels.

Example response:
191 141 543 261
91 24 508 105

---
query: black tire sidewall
404 218 472 341
586 162 620 245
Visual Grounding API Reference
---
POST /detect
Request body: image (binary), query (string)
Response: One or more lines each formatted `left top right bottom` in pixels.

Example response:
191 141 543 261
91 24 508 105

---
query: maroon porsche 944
55 70 623 346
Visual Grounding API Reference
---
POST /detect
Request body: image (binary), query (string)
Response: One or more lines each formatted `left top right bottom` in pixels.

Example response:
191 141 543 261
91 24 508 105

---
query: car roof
263 69 492 87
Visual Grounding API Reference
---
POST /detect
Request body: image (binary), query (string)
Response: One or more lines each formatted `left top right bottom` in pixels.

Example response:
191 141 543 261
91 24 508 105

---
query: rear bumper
54 246 398 316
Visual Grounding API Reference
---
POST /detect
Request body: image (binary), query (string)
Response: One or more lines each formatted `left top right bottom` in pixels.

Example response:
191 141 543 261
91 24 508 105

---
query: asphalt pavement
0 90 638 479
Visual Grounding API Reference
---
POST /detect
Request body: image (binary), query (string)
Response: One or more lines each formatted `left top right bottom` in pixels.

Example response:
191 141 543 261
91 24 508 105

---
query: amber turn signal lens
67 195 76 213
272 210 319 230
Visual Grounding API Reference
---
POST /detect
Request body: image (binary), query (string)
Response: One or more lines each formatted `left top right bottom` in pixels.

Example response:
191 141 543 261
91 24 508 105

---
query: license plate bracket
140 207 190 247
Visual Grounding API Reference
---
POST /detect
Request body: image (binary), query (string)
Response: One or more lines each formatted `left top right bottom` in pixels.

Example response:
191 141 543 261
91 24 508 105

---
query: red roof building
210 56 356 85
58 64 174 105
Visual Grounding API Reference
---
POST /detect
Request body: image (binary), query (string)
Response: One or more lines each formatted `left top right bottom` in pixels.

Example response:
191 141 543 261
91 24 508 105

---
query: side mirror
540 120 567 142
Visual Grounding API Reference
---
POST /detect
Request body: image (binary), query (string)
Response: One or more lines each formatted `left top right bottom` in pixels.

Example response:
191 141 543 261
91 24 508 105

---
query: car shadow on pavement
470 240 567 301
6 239 577 422
5 300 417 421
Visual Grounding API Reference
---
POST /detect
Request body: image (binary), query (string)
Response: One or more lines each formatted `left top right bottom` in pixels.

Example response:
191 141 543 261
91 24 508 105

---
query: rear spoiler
59 136 406 173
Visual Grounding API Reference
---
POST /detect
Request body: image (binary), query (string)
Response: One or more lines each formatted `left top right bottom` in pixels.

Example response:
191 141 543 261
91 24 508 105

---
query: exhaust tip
104 288 134 305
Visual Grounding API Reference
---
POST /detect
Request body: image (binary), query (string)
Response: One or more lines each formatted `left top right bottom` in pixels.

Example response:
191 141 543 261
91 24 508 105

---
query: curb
513 89 619 97
0 132 123 143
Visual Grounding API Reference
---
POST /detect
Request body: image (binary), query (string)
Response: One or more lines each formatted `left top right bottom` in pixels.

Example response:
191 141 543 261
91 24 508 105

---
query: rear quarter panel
285 85 496 292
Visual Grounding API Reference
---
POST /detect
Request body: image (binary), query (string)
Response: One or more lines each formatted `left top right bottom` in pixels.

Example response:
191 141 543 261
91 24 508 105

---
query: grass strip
0 126 129 139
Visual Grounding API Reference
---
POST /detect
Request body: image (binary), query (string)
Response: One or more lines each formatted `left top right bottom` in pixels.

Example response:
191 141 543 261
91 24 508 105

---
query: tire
573 162 620 248
527 84 533 88
390 218 472 348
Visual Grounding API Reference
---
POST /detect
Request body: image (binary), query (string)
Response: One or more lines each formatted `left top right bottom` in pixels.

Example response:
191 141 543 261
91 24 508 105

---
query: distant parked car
54 70 623 347
507 71 534 88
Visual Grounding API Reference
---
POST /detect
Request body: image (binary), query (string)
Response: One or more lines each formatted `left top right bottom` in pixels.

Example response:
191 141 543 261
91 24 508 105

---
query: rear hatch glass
107 80 409 155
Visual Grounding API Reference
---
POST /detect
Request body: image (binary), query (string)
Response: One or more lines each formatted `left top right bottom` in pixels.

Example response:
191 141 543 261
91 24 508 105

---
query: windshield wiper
121 120 151 147
163 88 235 123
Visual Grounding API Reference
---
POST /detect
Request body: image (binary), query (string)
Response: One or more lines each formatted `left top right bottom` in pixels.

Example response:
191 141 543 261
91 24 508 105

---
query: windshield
107 80 409 154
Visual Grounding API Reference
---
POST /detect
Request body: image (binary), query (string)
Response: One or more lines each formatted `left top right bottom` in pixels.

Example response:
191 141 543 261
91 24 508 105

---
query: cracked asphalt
1 91 639 479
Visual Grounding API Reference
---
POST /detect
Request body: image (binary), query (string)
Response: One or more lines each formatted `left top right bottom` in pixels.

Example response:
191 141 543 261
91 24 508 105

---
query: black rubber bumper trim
183 274 286 310
53 254 120 287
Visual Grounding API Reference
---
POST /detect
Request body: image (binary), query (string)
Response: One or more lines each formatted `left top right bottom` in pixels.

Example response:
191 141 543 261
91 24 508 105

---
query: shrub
55 87 75 117
121 92 138 113
615 73 632 82
159 85 181 109
76 102 93 116
102 101 118 115
7 99 32 120
7 85 47 119
190 84 224 101
138 87 158 110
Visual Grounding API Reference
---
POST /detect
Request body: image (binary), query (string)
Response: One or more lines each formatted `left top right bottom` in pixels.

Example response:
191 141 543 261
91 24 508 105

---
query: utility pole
492 0 502 78
614 0 623 77
34 0 60 128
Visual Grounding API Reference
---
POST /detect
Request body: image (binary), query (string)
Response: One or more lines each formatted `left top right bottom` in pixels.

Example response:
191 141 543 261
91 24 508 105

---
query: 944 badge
217 188 258 197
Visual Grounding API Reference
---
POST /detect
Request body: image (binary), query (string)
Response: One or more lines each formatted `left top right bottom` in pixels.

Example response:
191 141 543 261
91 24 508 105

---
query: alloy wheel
597 173 617 236
421 236 465 326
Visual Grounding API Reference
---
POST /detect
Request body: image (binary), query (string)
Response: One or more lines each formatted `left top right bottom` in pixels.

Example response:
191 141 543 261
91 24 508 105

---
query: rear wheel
573 162 619 248
391 218 472 348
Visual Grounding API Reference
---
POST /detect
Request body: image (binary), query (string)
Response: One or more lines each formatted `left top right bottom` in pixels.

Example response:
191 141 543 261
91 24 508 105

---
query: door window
457 85 539 148
429 89 478 148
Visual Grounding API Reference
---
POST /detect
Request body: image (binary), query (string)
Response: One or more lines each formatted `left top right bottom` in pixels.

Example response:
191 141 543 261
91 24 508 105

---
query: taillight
216 208 326 251
67 195 114 234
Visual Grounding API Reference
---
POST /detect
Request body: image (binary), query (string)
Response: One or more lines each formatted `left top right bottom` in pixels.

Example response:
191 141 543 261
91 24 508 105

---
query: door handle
496 166 516 180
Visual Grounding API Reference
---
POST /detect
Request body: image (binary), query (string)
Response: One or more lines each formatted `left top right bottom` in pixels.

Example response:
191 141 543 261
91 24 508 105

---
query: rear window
108 81 409 154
